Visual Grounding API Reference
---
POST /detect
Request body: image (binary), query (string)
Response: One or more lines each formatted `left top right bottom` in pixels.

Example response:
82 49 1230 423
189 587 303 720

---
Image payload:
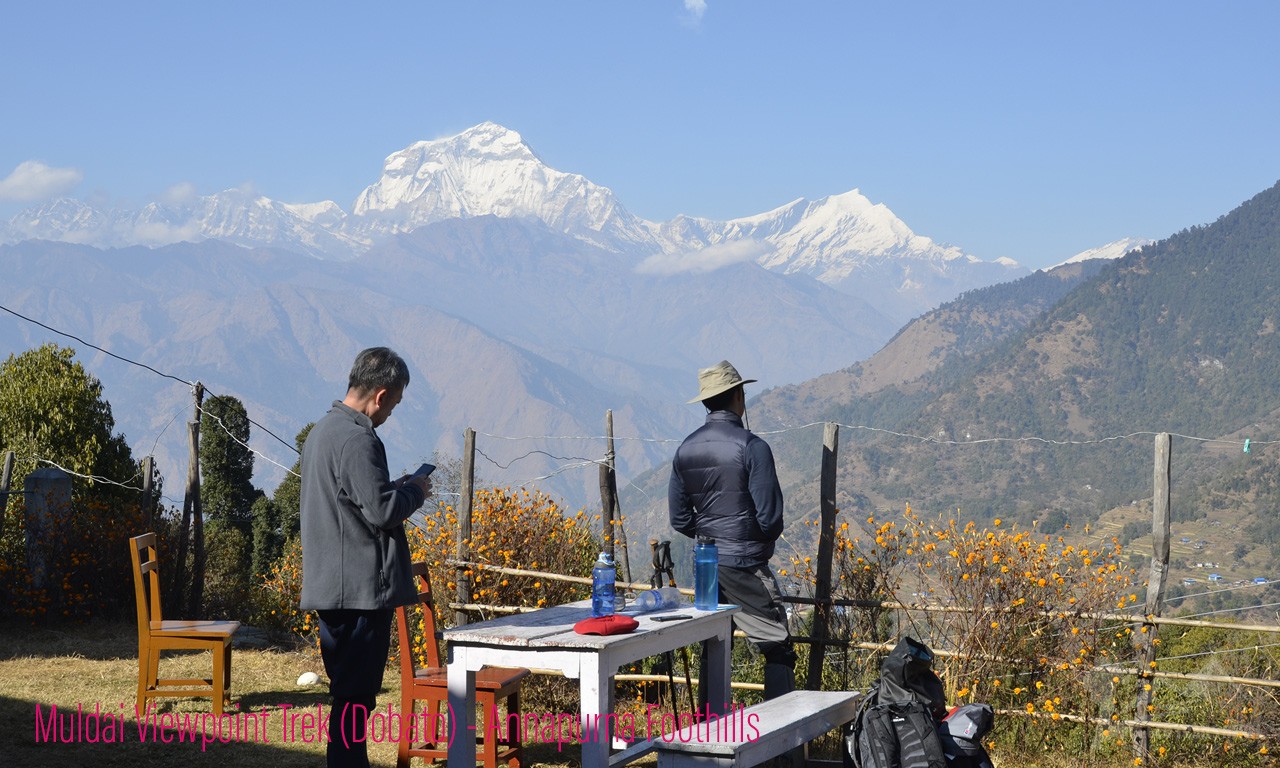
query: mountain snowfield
2 122 1027 322
1050 236 1154 269
0 122 1141 504
349 123 656 253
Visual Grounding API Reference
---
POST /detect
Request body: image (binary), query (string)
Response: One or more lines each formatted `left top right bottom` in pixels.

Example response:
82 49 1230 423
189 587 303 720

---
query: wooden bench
649 690 862 768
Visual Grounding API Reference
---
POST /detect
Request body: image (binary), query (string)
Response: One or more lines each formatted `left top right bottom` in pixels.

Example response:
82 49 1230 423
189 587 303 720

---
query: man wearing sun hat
669 360 796 700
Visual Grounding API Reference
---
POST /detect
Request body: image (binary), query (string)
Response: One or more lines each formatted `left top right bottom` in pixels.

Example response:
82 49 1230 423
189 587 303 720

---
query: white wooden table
444 601 740 768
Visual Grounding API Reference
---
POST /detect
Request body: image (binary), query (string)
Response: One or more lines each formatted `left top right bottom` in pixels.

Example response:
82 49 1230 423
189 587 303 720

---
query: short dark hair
348 347 410 394
701 385 740 413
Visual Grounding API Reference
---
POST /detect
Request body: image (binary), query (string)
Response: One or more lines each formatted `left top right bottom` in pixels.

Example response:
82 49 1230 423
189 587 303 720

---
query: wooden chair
129 532 240 716
396 561 529 768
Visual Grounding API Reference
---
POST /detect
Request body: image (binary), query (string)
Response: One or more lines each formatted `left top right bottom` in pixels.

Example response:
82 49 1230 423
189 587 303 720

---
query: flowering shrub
0 489 146 623
258 486 600 660
906 513 1137 705
401 487 599 672
255 533 311 642
789 504 1143 757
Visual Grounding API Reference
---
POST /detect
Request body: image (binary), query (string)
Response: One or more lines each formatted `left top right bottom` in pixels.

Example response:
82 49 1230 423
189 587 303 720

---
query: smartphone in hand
412 463 436 478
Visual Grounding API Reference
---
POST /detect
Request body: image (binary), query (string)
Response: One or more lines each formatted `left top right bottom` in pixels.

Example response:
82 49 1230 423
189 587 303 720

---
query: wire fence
6 302 1280 758
444 558 1278 744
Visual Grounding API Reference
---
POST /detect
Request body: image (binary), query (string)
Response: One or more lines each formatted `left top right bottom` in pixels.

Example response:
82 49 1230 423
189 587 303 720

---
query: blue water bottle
694 537 719 610
591 552 616 617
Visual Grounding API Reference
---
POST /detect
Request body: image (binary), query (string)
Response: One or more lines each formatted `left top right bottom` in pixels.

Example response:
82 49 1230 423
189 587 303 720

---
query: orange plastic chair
395 561 529 768
129 532 240 716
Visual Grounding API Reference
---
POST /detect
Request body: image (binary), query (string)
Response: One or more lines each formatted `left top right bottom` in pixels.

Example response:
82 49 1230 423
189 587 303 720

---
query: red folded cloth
573 614 639 635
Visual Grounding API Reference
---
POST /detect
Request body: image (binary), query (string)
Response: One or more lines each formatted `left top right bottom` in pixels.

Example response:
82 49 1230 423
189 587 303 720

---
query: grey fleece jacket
299 401 426 610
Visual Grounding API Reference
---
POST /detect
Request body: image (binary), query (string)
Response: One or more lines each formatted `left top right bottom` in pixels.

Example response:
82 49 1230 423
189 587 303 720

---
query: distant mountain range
1 123 1145 509
2 123 1027 325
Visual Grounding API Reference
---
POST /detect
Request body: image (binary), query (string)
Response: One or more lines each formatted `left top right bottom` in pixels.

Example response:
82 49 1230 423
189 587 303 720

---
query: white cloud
0 160 83 201
684 0 707 22
129 220 203 246
158 181 199 205
635 240 771 276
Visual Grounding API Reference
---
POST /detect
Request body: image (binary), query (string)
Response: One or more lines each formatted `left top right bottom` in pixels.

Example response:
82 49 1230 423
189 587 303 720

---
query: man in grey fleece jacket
300 347 432 768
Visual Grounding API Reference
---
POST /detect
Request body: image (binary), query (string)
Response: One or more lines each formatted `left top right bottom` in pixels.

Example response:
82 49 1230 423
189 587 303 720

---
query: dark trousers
701 563 797 702
318 608 393 768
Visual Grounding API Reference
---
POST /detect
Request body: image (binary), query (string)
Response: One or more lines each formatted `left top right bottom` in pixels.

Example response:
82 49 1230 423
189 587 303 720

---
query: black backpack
844 637 949 768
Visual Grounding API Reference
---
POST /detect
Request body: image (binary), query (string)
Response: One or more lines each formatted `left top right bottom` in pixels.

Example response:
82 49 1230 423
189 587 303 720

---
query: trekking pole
650 538 664 590
649 539 677 710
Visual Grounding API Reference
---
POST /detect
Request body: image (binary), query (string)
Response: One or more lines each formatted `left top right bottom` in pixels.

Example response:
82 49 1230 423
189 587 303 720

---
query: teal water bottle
694 537 718 610
591 552 616 617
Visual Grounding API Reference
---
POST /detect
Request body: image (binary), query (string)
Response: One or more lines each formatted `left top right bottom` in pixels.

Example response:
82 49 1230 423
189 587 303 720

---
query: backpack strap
844 679 880 768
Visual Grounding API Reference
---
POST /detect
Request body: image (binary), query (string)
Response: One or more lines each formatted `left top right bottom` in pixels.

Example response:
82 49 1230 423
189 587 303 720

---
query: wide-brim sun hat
688 360 757 404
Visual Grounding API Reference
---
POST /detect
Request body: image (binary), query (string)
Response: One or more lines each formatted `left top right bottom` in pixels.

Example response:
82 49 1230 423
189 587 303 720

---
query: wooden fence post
1134 432 1171 759
188 384 206 618
169 382 203 615
600 411 616 563
455 427 476 627
0 450 13 539
141 455 154 530
806 422 840 691
186 381 204 616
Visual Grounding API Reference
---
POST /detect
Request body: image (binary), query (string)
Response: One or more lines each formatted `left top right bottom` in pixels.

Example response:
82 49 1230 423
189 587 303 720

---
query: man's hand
404 472 433 498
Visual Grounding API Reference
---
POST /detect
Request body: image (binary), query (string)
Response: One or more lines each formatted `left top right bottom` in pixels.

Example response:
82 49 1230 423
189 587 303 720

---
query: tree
199 394 258 528
271 423 312 543
204 517 254 620
0 343 143 620
250 495 280 577
0 343 135 504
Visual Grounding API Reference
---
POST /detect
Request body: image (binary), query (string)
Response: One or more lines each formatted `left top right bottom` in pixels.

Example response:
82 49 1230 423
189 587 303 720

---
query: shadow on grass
2 693 333 768
0 618 301 662
0 620 140 661
0 620 597 767
4 690 594 768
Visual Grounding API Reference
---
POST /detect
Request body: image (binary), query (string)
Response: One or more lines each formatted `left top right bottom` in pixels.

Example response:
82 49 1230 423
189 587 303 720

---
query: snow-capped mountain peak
348 122 653 250
352 122 541 221
752 189 970 279
1048 237 1154 270
2 121 1037 318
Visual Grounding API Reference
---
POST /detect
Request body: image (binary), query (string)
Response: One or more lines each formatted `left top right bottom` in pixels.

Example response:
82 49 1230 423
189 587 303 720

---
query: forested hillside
753 181 1280 576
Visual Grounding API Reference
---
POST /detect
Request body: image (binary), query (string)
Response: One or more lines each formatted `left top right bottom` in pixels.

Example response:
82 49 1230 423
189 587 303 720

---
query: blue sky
2 1 1278 269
